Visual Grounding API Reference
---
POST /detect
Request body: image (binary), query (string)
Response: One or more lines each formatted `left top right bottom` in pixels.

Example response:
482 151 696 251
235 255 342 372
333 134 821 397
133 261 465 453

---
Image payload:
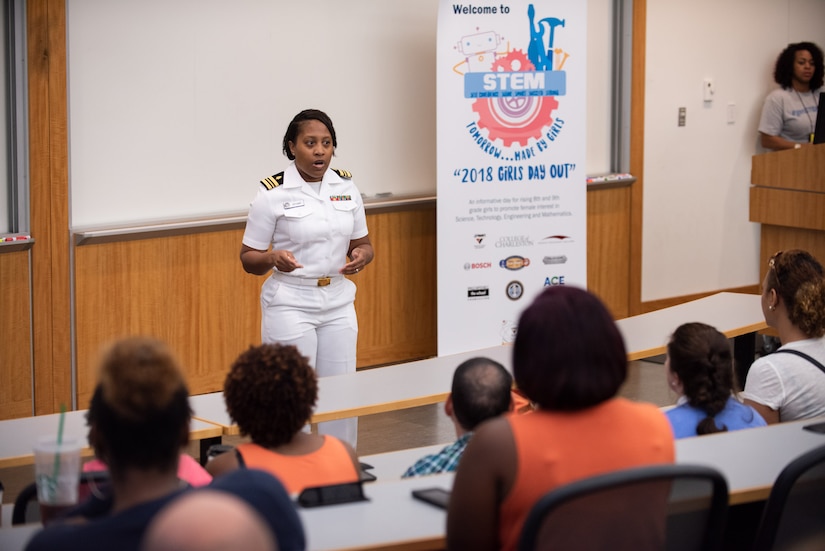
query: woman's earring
769 304 776 311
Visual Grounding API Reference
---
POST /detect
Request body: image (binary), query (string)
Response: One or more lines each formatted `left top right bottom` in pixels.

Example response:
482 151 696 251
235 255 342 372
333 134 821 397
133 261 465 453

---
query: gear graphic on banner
471 50 559 147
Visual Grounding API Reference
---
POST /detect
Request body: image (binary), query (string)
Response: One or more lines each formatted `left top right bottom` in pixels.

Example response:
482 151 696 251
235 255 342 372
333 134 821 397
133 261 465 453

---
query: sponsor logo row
464 254 567 271
467 275 566 301
473 234 574 249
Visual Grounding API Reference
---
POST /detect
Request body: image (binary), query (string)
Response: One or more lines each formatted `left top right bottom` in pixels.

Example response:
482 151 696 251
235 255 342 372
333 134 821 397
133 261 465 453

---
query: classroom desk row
190 291 766 437
4 417 821 551
0 292 765 470
309 416 825 550
0 410 223 470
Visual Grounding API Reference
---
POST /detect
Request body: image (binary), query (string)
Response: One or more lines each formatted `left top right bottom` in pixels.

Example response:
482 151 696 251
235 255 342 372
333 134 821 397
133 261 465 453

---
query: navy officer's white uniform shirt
242 161 368 447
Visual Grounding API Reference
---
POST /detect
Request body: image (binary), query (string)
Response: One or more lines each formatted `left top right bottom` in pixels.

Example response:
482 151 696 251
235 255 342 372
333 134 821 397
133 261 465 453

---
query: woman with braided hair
742 249 825 423
665 322 766 438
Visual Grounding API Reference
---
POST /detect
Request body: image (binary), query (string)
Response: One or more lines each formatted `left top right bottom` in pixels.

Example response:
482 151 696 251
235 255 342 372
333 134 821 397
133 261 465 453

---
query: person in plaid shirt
402 357 513 477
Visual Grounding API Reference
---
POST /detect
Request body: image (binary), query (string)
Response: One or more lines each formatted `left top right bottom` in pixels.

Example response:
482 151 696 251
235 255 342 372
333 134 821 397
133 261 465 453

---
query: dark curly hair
766 249 825 338
513 286 627 411
773 42 824 90
224 343 318 448
282 109 337 161
667 323 737 436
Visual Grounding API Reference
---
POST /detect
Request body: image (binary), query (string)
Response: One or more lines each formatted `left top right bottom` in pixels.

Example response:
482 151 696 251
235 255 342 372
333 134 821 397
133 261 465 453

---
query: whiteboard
67 0 613 228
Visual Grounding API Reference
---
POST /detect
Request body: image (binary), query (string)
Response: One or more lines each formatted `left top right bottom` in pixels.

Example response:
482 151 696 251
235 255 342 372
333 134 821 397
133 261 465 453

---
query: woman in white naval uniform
240 109 374 447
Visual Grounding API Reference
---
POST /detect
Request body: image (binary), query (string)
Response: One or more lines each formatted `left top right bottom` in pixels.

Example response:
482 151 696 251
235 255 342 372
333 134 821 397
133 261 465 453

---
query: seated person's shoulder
207 469 306 551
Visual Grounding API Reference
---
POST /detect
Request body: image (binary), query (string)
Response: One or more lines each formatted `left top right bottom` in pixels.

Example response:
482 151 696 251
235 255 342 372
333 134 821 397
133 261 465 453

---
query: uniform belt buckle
317 277 332 287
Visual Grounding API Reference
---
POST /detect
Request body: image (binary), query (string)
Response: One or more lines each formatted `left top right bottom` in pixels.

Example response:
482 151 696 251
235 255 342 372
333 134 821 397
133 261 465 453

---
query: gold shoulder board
332 168 353 179
260 172 284 190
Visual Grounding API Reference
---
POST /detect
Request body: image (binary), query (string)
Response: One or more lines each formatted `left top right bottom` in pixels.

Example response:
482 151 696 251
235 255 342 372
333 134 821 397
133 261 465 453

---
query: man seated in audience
25 337 305 551
402 357 513 478
142 489 277 551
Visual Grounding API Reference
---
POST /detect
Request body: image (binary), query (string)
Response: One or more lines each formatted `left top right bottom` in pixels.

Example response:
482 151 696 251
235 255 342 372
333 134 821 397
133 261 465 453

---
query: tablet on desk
297 481 368 508
412 487 450 509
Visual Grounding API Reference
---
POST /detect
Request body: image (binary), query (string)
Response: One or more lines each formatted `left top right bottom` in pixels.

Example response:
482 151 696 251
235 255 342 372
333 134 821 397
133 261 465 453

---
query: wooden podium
750 144 825 278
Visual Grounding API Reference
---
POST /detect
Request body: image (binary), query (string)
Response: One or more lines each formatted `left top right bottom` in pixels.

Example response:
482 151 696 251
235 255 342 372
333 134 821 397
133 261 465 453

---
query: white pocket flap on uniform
282 204 314 218
331 200 357 212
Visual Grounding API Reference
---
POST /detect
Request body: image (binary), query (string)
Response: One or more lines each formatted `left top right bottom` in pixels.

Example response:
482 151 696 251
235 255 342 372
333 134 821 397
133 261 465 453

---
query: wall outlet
678 107 686 127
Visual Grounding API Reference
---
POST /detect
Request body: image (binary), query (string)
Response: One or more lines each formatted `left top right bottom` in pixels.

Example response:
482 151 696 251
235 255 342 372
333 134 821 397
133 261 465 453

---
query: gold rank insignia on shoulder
332 168 353 179
260 172 284 190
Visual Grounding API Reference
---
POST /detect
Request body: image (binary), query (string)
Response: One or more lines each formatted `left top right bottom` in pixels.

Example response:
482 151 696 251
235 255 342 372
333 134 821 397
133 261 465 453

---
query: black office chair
751 443 825 551
517 464 729 551
12 470 111 525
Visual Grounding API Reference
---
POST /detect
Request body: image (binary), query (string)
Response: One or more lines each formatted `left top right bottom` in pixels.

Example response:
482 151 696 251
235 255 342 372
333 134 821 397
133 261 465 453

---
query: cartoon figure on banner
453 30 508 74
456 3 571 153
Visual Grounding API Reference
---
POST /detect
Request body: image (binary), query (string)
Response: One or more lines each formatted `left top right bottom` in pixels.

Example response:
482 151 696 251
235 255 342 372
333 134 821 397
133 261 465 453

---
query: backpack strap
772 349 825 375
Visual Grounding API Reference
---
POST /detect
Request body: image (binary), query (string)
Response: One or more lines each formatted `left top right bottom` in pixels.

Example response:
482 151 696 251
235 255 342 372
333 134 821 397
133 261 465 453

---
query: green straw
51 404 67 498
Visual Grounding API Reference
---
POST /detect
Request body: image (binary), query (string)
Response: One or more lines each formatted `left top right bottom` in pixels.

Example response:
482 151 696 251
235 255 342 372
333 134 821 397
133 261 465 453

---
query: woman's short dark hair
282 109 337 160
224 343 318 448
513 286 627 411
766 249 825 338
87 337 191 475
667 323 734 435
774 41 824 90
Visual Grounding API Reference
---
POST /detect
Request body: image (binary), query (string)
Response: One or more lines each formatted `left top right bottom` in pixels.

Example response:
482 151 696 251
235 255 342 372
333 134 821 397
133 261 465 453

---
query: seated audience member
206 343 360 494
143 469 305 551
26 338 306 551
665 322 766 438
742 249 825 423
206 469 303 551
142 490 277 551
446 286 675 551
402 357 513 478
25 337 196 551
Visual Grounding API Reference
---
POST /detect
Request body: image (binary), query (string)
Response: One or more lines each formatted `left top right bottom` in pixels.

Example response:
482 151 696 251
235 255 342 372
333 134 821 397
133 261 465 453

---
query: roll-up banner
437 0 587 355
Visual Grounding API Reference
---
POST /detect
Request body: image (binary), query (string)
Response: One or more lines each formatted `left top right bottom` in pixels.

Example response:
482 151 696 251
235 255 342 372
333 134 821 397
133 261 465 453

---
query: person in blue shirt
665 322 766 438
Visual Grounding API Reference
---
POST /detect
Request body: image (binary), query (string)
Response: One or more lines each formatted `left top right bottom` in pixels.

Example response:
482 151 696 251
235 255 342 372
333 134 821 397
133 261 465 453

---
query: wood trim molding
28 0 71 414
628 0 646 316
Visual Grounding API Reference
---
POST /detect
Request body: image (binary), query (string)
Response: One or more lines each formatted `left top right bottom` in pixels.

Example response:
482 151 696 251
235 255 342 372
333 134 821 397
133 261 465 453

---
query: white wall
66 0 615 228
642 0 825 302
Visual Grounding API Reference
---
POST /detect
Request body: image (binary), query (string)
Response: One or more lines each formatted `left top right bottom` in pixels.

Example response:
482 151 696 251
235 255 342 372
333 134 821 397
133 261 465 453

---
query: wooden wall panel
28 0 72 414
74 230 262 407
587 186 631 319
353 207 437 367
73 207 438 405
0 250 33 419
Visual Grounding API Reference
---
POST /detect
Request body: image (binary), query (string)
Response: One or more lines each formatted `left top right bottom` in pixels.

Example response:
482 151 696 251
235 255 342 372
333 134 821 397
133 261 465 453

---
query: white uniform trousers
261 275 358 447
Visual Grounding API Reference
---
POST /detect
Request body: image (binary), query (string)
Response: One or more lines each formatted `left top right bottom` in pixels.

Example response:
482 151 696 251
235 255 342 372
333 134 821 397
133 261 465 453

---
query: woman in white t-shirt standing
742 249 825 423
758 41 823 151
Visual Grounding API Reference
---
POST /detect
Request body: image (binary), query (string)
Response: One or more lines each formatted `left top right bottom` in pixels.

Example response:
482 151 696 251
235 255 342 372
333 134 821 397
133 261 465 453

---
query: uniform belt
272 272 342 287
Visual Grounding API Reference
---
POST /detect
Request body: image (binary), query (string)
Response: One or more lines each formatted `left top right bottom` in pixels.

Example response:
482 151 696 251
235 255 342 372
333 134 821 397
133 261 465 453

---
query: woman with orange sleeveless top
206 343 360 494
447 287 675 551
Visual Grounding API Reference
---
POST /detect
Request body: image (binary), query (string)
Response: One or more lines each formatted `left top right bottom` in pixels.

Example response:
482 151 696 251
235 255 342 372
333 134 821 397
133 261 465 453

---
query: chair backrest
517 464 729 551
751 443 825 551
12 470 111 525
